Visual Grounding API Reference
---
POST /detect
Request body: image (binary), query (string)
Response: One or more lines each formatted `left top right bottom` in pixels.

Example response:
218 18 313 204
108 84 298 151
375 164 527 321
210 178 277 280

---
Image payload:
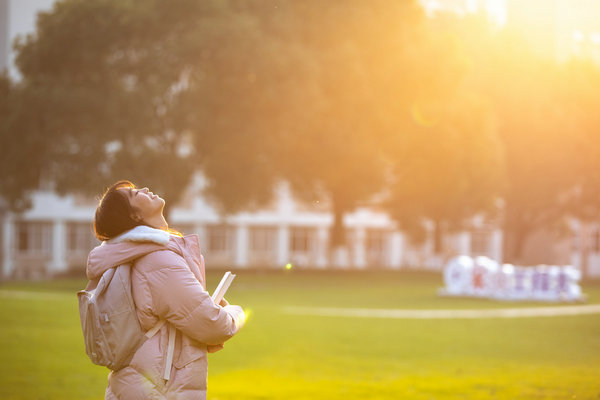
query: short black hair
93 180 147 241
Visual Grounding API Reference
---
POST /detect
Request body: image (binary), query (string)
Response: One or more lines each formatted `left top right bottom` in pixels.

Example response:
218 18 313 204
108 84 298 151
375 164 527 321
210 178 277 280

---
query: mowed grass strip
0 270 599 400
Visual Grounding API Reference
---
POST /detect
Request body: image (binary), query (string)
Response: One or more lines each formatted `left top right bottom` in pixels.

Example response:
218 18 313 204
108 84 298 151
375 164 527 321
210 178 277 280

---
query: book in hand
211 271 236 305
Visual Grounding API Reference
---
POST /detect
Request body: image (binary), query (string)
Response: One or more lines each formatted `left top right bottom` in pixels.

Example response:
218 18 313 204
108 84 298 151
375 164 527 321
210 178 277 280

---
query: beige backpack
78 264 169 373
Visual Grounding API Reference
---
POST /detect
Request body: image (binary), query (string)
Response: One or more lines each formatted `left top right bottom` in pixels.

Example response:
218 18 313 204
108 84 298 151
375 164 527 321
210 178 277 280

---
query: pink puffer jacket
86 226 245 400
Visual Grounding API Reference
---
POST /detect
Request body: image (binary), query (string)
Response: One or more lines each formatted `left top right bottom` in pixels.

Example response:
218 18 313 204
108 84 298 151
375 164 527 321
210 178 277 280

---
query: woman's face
119 186 165 222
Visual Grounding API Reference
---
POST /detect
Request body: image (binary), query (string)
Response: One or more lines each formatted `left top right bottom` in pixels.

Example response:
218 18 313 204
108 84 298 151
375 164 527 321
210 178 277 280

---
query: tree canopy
4 0 600 269
3 0 471 250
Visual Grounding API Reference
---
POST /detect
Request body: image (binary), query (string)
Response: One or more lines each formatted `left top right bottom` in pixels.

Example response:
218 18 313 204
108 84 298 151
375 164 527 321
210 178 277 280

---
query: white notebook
211 271 236 304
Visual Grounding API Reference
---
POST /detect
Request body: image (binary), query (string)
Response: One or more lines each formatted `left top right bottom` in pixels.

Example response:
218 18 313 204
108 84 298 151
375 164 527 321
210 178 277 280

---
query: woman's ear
130 204 144 223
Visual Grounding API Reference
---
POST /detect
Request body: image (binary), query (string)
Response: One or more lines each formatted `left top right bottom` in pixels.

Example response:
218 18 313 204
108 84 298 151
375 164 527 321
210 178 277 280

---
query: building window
250 226 277 253
290 227 318 267
471 229 492 256
344 229 354 247
291 227 312 252
366 229 388 266
15 221 52 256
207 225 234 253
67 222 98 254
367 230 386 252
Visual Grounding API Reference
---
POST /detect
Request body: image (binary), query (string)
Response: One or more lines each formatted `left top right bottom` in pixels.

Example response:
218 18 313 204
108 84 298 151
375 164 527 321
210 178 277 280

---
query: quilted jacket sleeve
137 250 245 345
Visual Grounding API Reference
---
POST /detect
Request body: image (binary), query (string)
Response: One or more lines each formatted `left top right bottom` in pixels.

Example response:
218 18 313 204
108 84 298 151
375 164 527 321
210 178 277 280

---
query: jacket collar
88 226 174 280
105 225 172 246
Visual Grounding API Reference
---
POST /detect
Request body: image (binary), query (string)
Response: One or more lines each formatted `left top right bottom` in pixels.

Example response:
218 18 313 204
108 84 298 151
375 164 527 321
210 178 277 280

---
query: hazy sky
4 0 55 78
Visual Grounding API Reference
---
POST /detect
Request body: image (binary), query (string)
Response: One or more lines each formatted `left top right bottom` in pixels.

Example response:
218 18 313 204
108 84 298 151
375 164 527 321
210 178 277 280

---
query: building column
389 232 403 270
194 224 207 250
234 224 248 268
49 220 67 274
354 227 366 269
457 232 471 255
491 229 503 263
277 225 289 266
2 215 14 279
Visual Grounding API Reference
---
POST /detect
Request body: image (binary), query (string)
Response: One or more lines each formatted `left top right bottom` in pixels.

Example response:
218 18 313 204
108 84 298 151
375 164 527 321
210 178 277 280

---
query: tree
245 1 454 257
477 32 581 263
4 0 218 212
430 14 583 264
3 0 340 220
0 70 63 211
5 0 291 215
4 0 474 264
387 91 505 256
560 60 600 276
380 13 505 257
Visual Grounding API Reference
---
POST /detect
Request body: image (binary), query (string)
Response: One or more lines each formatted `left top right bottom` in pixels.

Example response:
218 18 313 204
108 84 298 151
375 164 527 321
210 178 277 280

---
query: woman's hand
206 298 229 353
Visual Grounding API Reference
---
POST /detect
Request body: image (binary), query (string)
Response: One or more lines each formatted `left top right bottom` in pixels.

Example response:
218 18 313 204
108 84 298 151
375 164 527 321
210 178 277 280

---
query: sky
2 0 55 78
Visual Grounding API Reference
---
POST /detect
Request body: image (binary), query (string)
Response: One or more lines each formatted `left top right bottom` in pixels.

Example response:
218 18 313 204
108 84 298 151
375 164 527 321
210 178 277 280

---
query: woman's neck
143 214 168 231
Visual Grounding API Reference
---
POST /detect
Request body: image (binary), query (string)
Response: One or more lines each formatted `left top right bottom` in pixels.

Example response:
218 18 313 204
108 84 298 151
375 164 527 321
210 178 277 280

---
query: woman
87 180 245 399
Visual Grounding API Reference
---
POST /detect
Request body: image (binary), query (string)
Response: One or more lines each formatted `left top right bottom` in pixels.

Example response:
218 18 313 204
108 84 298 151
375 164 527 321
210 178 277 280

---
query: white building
0 178 505 279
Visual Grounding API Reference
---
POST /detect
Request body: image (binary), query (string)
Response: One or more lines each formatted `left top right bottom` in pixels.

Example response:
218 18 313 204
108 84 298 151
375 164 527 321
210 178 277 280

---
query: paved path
3 289 599 319
283 304 600 319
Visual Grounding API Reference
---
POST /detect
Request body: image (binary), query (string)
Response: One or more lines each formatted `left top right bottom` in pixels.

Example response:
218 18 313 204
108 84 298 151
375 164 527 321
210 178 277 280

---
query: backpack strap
145 319 166 339
144 319 177 381
163 324 177 381
130 245 185 381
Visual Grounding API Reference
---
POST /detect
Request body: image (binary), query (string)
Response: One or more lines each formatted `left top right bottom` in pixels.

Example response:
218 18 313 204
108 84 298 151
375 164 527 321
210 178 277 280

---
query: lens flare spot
411 102 437 127
285 263 293 270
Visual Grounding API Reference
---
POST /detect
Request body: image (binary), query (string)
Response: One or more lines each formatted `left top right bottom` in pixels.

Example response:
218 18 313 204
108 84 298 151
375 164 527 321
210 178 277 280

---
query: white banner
440 256 584 302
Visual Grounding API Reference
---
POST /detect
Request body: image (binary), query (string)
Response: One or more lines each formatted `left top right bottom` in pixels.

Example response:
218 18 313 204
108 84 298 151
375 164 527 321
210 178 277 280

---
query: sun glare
411 102 438 128
422 0 600 63
485 0 506 26
243 308 253 323
420 0 506 26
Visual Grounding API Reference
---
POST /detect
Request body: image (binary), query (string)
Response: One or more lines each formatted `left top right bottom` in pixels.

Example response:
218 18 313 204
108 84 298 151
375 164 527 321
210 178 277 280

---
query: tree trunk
502 202 532 264
433 219 443 256
0 209 4 282
330 206 345 249
328 191 349 267
580 222 590 279
502 224 529 264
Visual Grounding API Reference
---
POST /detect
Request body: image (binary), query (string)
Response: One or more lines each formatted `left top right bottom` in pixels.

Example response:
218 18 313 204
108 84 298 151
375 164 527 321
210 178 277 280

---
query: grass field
1 270 599 400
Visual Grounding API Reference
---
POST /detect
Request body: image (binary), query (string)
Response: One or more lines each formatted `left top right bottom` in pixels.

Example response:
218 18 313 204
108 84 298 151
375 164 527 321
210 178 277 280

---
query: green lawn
1 270 599 400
